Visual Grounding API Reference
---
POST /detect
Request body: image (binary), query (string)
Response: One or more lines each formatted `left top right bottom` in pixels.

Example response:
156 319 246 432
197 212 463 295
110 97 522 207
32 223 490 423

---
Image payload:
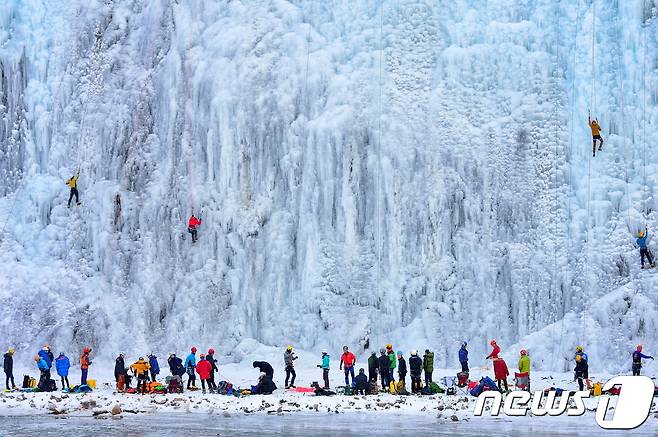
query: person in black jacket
206 349 218 392
252 361 274 379
114 353 128 389
254 372 277 394
397 352 407 387
3 348 16 390
574 354 587 391
367 351 378 383
409 350 422 393
168 353 185 392
378 349 390 389
354 368 369 395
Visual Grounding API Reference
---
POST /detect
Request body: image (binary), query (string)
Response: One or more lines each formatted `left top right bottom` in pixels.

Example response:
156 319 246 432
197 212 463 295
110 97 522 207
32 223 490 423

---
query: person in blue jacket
184 347 197 389
38 345 53 380
459 342 469 373
636 228 655 269
35 355 49 389
55 353 71 390
632 344 654 376
148 353 160 382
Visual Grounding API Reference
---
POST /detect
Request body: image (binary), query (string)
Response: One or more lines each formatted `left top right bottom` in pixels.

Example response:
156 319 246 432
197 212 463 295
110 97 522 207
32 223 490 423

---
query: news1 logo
473 376 654 430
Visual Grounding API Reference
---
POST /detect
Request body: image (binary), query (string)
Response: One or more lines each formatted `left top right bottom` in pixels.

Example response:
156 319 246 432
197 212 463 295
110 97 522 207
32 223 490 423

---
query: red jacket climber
486 340 500 360
188 214 202 243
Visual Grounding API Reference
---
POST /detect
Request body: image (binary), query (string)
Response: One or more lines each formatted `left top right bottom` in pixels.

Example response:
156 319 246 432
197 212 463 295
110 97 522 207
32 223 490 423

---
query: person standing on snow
493 355 509 392
38 345 53 381
55 353 71 390
588 115 604 157
340 346 356 386
188 213 202 243
317 352 330 389
636 228 655 269
486 340 501 360
284 346 298 389
35 355 49 389
518 349 531 391
632 344 654 376
397 351 407 387
574 346 590 390
409 350 423 393
459 342 469 373
115 353 129 391
130 357 150 394
422 349 434 386
206 348 218 392
80 347 92 386
148 353 160 382
66 170 81 207
185 347 198 389
196 354 212 394
378 349 390 389
367 351 378 383
3 348 16 390
386 344 396 384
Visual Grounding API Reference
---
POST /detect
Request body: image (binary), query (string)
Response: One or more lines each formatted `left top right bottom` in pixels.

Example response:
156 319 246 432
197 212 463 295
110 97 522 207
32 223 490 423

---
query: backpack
22 375 30 389
167 377 181 394
593 382 602 396
457 372 469 387
421 385 433 395
430 382 444 394
117 374 126 392
446 387 456 395
367 381 379 395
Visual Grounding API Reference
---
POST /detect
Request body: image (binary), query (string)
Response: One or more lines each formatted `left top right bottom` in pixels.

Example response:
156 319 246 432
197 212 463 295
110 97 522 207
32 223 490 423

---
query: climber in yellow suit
589 115 603 157
66 170 81 207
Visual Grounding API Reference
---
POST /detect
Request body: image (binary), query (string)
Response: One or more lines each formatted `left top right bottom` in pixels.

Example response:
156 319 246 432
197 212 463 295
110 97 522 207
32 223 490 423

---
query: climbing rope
375 1 384 350
590 0 596 115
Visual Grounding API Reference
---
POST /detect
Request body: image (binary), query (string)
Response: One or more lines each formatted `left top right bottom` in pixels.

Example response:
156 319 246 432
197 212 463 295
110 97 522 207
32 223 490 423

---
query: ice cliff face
1 0 657 372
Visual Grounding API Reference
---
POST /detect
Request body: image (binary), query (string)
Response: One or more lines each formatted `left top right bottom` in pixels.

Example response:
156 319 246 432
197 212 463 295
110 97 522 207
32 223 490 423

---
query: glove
316 365 321 368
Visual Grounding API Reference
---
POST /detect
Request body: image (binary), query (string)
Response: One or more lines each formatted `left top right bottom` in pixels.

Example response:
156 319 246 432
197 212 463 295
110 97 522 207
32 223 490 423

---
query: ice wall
1 0 658 372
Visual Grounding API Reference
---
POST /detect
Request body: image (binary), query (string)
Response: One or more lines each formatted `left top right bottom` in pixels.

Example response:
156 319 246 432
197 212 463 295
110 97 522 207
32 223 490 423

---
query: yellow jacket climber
588 116 604 156
66 171 81 207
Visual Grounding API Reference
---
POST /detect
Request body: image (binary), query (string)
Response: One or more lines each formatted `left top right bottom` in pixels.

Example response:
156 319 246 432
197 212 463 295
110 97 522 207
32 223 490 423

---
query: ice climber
252 360 274 379
55 352 71 390
486 339 501 360
148 353 160 382
378 349 390 389
80 347 92 386
130 357 150 394
589 115 604 157
459 342 469 373
185 347 197 389
397 351 407 387
386 344 396 384
339 346 356 386
3 348 16 390
423 349 434 386
367 351 378 383
493 355 509 392
196 354 212 394
206 348 218 391
632 344 654 376
409 350 422 393
35 355 49 390
115 353 128 391
66 170 81 207
574 346 590 390
188 213 202 243
636 227 655 269
317 351 330 389
518 349 530 391
284 345 298 389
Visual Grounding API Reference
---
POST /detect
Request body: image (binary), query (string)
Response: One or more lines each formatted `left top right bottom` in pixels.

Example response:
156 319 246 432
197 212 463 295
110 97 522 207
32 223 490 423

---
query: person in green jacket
518 349 531 391
386 344 396 384
423 349 434 386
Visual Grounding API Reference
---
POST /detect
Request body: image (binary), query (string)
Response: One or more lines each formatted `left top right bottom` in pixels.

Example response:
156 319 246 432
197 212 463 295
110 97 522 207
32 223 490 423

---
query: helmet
520 349 527 356
34 355 39 361
119 352 125 357
59 352 65 357
411 350 418 356
7 348 14 355
343 345 348 351
385 343 393 349
462 342 468 348
139 357 144 360
286 346 293 352
490 339 497 346
397 351 403 357
575 345 583 352
322 351 327 356
83 347 91 353
637 344 643 352
208 348 215 355
191 347 197 353
380 348 386 354
200 353 206 358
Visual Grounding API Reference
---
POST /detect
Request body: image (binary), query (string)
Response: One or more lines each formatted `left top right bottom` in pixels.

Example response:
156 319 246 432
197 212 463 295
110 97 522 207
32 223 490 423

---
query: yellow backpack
592 382 602 396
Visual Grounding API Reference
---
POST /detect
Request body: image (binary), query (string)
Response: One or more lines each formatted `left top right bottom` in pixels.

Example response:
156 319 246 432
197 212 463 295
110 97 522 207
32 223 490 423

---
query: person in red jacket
188 213 202 243
339 346 356 386
195 354 212 394
493 357 509 392
486 340 501 360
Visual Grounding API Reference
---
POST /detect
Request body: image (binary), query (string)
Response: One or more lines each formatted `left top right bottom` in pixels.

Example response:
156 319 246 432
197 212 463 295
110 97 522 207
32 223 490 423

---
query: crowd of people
2 341 654 395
